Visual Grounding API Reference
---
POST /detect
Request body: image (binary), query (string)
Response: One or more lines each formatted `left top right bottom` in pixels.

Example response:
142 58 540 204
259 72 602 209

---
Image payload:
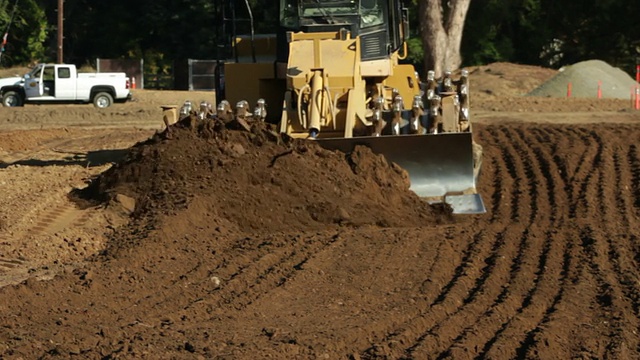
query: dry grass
0 66 31 78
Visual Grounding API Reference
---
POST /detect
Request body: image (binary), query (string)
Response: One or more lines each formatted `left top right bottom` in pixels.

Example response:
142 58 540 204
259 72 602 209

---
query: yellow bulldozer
213 0 485 214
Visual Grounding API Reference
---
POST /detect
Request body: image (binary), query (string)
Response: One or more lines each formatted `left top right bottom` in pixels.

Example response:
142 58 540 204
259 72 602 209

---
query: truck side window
43 66 55 81
30 67 42 79
58 67 71 79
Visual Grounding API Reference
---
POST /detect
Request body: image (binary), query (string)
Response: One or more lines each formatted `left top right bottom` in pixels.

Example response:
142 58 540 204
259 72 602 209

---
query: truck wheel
93 92 114 108
2 91 24 107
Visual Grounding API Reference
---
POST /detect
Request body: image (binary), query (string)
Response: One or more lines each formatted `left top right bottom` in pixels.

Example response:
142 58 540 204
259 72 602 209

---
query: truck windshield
26 65 43 79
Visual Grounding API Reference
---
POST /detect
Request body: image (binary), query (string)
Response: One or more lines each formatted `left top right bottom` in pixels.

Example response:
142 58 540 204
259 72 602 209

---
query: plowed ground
0 62 639 359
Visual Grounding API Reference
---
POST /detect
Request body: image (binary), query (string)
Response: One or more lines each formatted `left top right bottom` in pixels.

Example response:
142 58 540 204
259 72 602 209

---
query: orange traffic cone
132 77 137 89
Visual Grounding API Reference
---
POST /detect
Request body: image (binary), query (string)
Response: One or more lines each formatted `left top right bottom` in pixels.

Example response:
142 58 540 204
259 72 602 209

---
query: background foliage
0 0 638 76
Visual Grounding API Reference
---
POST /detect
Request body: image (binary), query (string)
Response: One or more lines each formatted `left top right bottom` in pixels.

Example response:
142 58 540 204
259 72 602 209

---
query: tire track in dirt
439 126 562 359
214 233 341 310
136 229 347 318
572 128 603 218
512 127 584 358
134 226 457 344
628 145 640 350
416 126 545 358
1 129 147 169
630 145 640 211
432 153 525 357
487 149 506 220
594 131 640 356
211 231 345 311
493 127 523 222
0 257 26 270
30 202 93 236
485 126 575 359
380 129 507 358
359 228 492 359
0 257 32 288
510 125 640 358
359 124 640 359
614 145 640 323
360 125 551 359
0 134 97 166
572 129 627 357
445 126 569 359
473 128 505 221
0 195 97 288
514 126 610 358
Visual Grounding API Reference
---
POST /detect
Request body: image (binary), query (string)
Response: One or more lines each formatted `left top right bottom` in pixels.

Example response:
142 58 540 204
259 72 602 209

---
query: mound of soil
78 115 444 252
528 59 637 99
467 62 558 97
467 61 637 113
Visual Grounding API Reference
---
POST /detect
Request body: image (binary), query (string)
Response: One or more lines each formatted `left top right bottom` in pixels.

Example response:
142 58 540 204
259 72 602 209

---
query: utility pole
57 0 63 63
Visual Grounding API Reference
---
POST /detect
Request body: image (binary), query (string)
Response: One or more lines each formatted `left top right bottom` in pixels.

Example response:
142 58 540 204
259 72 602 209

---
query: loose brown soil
0 63 639 359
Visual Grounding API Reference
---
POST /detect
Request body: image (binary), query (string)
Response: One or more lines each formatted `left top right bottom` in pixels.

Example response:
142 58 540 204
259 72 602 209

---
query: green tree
539 0 640 72
459 0 639 75
9 0 637 78
460 0 550 67
0 0 47 66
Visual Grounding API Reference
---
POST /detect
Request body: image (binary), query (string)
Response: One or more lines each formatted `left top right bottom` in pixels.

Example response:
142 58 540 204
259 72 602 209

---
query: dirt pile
79 115 444 246
467 61 637 112
528 59 637 99
467 62 557 97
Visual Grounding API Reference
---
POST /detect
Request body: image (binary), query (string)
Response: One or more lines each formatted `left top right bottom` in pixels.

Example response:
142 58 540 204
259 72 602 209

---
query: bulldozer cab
278 0 406 62
214 0 408 74
215 0 486 214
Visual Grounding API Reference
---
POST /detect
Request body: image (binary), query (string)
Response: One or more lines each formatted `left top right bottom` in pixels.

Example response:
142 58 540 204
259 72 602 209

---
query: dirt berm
80 115 446 243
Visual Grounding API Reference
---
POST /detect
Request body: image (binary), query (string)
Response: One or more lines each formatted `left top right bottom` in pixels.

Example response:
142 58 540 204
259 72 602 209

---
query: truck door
41 65 56 97
24 64 45 98
54 66 76 100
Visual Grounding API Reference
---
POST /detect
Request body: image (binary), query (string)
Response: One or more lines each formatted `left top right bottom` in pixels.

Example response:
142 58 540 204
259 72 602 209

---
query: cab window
58 67 71 79
280 0 299 28
27 65 43 79
360 0 385 27
43 66 55 81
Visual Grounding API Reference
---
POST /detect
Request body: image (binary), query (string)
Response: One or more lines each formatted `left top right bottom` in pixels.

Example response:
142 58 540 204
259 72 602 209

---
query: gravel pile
527 60 638 99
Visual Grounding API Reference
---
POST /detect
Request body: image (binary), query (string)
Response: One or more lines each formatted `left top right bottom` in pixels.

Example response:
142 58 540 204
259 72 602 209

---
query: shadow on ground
0 149 129 169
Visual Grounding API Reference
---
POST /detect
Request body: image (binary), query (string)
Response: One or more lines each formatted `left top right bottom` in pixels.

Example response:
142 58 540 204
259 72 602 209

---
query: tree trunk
419 0 471 79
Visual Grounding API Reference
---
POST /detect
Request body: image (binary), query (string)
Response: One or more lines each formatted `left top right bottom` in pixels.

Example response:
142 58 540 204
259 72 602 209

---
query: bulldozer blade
442 193 486 215
316 133 486 214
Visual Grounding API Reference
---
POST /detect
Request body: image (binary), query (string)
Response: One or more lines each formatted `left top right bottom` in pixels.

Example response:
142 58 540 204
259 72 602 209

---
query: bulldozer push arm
214 0 485 214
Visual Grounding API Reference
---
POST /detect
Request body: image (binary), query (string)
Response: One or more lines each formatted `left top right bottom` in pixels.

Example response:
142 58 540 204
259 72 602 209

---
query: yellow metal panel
234 34 278 61
283 31 367 138
289 31 348 41
288 37 359 90
383 64 420 109
361 58 393 77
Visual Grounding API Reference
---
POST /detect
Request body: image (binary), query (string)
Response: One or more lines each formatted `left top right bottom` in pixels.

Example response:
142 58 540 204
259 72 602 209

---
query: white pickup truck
0 63 132 108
